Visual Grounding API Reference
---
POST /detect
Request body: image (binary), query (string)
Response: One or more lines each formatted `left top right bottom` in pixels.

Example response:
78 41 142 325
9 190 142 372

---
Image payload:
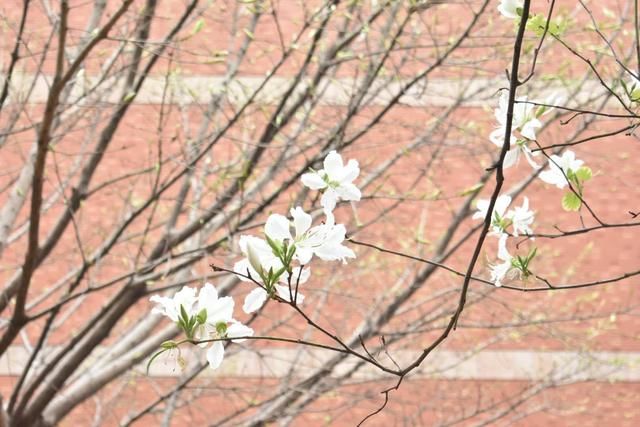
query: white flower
301 150 361 212
265 207 314 264
264 207 356 265
309 214 356 263
242 268 310 313
490 235 513 287
539 150 584 189
234 235 283 281
510 196 535 236
150 284 253 370
497 0 523 19
490 92 542 169
149 287 197 322
473 195 512 235
193 283 253 370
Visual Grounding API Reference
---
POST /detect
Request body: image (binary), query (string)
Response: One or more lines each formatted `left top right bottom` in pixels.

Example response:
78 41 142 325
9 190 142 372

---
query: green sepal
215 322 228 336
196 308 208 325
265 235 283 257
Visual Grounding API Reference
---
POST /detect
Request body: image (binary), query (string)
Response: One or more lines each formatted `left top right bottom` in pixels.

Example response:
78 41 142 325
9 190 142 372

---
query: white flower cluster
234 150 361 313
479 3 594 288
484 92 589 287
473 194 535 287
149 150 362 371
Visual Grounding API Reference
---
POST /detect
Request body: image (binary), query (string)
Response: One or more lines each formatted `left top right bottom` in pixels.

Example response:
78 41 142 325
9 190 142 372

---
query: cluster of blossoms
473 195 536 287
149 151 360 369
235 150 361 313
149 150 361 370
476 3 594 287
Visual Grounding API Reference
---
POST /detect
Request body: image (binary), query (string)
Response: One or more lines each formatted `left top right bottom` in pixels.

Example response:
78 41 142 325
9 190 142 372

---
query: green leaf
574 166 592 182
526 14 547 37
459 182 484 196
562 192 582 211
191 18 205 36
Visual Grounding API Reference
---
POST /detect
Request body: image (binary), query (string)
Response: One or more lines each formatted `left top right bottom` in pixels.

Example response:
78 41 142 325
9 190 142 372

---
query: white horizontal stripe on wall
1 346 638 381
3 73 610 108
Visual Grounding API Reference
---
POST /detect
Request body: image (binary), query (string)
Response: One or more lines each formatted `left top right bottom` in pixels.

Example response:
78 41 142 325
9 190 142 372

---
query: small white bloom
150 283 253 370
264 207 356 265
193 283 253 370
473 195 512 235
473 195 535 237
539 150 584 189
301 150 361 212
490 235 513 287
490 92 542 169
497 0 523 19
308 214 356 263
509 197 535 236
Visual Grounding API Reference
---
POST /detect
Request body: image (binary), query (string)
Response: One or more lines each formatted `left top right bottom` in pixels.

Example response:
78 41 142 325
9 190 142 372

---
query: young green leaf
562 192 582 211
574 166 592 182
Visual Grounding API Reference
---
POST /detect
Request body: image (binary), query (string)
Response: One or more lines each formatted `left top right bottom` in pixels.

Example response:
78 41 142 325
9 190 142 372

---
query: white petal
472 199 489 220
227 322 254 342
243 288 267 314
497 234 511 261
208 296 234 323
336 183 361 201
174 287 196 313
337 159 359 183
315 244 356 263
489 128 507 147
233 259 257 282
265 214 292 241
503 148 519 169
196 283 218 312
290 206 312 237
149 295 178 322
301 172 327 190
323 150 344 179
295 247 314 264
287 267 311 285
520 119 541 140
275 284 305 304
523 147 540 169
206 341 225 370
495 195 512 217
239 235 272 257
539 168 566 189
320 188 338 212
